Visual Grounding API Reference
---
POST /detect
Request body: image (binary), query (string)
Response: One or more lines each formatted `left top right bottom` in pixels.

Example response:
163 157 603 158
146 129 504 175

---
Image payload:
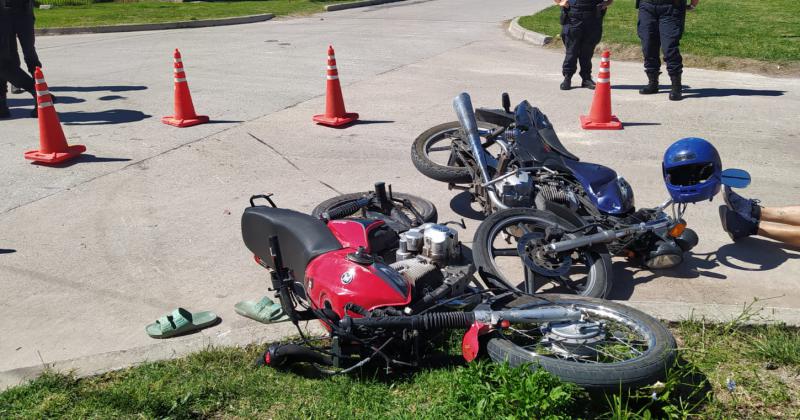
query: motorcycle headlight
645 241 683 270
616 176 635 211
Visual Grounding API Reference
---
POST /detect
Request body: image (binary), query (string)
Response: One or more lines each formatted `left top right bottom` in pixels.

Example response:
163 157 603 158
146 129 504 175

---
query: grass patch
518 0 800 75
2 315 799 418
34 0 353 29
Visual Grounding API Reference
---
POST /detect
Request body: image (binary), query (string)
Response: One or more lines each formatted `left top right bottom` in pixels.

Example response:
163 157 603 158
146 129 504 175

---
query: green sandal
234 296 289 324
146 308 220 339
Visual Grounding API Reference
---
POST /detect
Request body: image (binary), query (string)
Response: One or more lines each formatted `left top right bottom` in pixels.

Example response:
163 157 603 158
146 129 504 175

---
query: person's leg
561 14 581 90
757 222 800 248
13 14 42 75
761 206 800 227
658 3 685 101
578 16 602 89
637 3 661 94
0 77 9 118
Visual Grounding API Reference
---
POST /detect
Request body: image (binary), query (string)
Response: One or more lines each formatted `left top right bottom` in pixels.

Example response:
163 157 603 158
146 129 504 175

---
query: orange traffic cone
580 51 623 130
162 49 209 128
313 45 358 127
24 67 86 164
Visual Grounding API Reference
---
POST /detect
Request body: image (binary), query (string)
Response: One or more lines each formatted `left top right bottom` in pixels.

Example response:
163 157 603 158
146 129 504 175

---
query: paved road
1 0 799 387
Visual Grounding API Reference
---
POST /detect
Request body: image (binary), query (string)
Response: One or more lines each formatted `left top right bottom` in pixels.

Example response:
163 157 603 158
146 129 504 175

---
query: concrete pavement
1 0 799 387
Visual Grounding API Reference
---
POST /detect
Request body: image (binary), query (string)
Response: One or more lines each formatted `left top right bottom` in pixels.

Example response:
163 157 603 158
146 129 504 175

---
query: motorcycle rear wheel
486 294 676 393
472 207 612 299
411 121 499 184
311 192 437 231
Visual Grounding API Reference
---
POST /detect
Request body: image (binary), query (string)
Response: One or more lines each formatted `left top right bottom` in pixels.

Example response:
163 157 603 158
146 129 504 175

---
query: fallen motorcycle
413 92 750 298
241 184 677 392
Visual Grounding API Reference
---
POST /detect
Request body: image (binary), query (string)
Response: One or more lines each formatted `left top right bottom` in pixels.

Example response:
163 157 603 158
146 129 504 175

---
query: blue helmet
662 138 722 204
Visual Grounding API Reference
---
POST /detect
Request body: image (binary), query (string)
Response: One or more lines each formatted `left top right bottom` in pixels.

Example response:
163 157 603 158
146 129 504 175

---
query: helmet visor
666 163 716 186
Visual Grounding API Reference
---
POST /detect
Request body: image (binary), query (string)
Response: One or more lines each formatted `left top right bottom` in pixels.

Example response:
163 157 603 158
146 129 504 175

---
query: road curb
325 0 406 12
0 321 324 390
507 16 553 46
35 13 274 36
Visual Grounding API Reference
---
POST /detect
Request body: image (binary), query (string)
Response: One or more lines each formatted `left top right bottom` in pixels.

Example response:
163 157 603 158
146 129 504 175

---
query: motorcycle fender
461 321 492 362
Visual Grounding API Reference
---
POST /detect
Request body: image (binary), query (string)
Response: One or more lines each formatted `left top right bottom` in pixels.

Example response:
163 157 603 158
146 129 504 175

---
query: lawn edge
325 0 407 12
507 16 552 46
35 13 274 36
0 321 324 391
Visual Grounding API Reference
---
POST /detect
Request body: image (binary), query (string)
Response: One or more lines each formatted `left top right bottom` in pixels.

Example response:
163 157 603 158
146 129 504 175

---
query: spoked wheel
411 121 500 184
487 294 677 392
473 208 611 298
311 192 437 232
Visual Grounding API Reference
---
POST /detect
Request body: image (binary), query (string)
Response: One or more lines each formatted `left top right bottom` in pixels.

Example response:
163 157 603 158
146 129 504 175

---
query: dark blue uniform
0 0 37 117
560 0 606 90
637 0 686 100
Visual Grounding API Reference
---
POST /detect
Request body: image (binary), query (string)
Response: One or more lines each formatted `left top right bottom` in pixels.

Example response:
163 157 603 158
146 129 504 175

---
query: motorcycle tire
411 121 499 184
486 294 677 393
472 207 612 299
311 192 438 227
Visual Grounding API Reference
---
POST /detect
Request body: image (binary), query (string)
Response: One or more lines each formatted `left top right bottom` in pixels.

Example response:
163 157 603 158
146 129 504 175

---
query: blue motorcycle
411 92 750 298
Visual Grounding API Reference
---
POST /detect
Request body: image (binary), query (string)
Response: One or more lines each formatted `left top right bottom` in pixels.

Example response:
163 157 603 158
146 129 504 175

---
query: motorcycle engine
499 172 534 207
392 223 473 305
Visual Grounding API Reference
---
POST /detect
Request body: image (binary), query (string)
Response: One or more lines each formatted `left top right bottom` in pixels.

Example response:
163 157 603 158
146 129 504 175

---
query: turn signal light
669 223 686 238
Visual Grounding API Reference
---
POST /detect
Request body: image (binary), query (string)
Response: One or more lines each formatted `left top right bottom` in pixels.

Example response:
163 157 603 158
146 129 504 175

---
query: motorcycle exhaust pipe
452 92 508 210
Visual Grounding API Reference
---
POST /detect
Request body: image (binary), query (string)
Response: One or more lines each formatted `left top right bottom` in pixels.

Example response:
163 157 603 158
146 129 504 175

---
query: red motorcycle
242 183 676 391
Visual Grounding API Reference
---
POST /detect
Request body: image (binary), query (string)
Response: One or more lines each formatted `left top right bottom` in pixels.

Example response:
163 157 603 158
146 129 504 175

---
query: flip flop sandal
146 307 220 339
234 296 289 324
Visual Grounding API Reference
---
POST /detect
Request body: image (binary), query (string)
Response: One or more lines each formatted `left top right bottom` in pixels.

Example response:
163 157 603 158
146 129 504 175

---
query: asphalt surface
1 0 799 387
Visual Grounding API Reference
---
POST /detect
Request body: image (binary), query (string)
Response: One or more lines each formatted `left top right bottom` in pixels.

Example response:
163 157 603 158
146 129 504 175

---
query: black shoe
0 104 10 118
581 78 596 89
724 186 761 221
11 85 25 95
639 72 660 95
719 206 758 241
669 74 682 101
560 76 572 91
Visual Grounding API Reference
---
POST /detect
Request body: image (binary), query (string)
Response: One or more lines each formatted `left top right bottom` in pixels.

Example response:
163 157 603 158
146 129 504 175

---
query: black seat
241 207 342 278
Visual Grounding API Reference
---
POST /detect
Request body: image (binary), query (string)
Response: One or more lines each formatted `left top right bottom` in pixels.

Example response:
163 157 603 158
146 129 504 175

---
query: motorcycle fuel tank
305 220 411 319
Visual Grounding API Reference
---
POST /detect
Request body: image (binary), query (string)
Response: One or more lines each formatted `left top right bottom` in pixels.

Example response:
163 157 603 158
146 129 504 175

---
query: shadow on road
609 237 800 300
49 85 148 93
612 84 785 99
0 249 16 255
32 154 132 168
622 122 661 127
449 191 485 221
60 109 151 125
7 96 85 107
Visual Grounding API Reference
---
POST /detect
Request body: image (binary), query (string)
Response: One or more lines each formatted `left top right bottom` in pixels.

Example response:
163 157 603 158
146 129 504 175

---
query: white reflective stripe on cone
37 90 50 96
174 78 187 83
328 55 335 59
174 67 185 72
601 57 610 62
327 75 339 80
598 78 610 83
39 102 53 108
35 78 45 84
174 58 183 63
327 65 337 70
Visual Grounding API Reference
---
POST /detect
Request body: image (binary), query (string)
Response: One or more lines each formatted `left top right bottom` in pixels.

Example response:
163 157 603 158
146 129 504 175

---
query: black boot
581 77 596 89
30 93 56 118
669 74 682 101
639 72 660 95
0 98 9 119
560 75 572 91
11 84 25 95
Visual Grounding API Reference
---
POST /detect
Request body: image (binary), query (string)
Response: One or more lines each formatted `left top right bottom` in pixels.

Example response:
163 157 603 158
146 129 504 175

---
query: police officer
0 0 36 118
557 0 613 90
637 0 699 101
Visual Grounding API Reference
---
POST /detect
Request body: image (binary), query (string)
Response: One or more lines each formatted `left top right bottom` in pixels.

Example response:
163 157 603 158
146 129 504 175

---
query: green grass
2 317 799 418
518 0 800 64
34 0 353 29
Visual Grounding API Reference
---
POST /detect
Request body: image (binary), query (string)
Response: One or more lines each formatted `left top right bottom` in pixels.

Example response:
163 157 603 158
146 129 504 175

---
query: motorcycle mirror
720 168 751 189
502 92 511 114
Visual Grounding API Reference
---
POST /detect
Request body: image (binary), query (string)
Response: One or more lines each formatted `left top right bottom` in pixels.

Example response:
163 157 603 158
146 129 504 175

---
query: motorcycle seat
242 206 342 278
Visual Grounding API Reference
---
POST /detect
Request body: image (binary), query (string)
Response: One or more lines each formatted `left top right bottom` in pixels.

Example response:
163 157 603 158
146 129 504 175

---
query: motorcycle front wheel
311 192 437 231
411 121 499 184
472 207 612 298
487 294 676 392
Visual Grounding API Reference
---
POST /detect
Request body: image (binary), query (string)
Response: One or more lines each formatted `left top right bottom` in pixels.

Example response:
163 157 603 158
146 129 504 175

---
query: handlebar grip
323 197 372 221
